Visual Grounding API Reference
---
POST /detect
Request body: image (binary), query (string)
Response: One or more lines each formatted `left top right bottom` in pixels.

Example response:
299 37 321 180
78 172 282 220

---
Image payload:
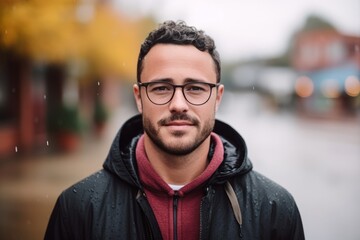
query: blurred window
300 43 319 66
326 40 346 64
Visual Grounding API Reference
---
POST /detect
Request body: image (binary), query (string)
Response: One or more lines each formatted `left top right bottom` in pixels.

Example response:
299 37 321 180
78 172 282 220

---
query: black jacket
45 114 305 240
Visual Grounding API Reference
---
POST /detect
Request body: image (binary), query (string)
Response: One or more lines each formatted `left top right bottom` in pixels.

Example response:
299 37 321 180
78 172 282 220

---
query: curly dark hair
137 20 221 83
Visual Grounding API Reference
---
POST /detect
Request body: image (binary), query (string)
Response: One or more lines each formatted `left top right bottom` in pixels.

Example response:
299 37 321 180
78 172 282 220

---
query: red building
292 30 360 71
291 30 360 118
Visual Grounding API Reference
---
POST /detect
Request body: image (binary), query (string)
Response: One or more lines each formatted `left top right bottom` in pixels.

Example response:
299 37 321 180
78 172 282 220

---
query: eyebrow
148 78 172 83
184 78 208 83
149 77 208 84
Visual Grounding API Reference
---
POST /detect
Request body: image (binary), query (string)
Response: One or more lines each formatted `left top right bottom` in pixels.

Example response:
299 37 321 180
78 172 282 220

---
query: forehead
141 44 217 83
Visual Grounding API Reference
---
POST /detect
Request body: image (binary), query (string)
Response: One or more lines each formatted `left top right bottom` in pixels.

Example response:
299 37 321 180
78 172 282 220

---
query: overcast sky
113 0 360 62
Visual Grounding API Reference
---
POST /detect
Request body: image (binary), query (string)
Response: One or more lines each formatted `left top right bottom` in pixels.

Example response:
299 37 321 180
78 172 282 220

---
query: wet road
0 92 359 239
219 92 360 240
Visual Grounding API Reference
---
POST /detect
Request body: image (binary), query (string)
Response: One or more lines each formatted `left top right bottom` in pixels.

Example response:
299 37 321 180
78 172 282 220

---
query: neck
143 134 211 185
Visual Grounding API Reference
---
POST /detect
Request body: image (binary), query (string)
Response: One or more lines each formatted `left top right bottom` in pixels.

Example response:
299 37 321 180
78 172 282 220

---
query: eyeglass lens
145 82 214 105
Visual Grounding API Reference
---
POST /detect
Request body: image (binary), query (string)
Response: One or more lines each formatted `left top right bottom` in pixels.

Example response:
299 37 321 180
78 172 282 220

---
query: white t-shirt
168 184 184 191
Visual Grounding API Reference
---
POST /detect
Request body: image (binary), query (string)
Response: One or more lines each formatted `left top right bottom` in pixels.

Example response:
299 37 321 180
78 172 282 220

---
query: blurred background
0 0 359 239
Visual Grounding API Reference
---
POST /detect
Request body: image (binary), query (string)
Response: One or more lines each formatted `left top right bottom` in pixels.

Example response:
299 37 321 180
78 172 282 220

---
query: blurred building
256 66 297 109
230 62 297 111
0 0 155 160
291 30 360 119
0 56 123 160
0 54 39 159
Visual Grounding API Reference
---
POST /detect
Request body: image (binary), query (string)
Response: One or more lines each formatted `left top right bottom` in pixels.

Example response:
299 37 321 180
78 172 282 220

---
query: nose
168 87 189 112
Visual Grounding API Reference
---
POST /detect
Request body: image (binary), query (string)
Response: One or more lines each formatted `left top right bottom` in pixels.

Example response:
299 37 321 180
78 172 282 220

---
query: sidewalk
0 107 136 240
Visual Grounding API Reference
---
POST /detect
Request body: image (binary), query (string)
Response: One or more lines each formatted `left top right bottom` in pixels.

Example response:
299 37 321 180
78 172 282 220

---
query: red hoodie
136 133 224 240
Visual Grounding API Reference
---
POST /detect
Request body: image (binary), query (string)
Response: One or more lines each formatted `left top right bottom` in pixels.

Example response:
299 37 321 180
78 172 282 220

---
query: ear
133 84 143 113
215 84 224 112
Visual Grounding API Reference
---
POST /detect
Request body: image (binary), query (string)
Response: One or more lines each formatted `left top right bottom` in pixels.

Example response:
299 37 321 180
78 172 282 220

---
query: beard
142 112 215 156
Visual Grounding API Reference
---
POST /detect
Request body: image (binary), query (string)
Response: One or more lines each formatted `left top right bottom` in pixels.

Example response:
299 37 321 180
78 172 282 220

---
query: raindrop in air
46 140 49 146
97 81 100 86
44 94 47 100
15 146 18 152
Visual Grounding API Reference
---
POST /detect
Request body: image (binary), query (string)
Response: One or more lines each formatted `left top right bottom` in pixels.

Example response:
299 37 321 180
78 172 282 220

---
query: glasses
138 81 220 105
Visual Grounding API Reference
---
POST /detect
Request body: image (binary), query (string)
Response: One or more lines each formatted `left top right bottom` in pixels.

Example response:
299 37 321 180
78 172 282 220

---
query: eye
148 83 172 93
185 83 208 92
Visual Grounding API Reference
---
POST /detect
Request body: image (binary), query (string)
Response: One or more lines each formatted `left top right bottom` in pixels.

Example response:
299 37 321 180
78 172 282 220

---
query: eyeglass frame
137 81 221 106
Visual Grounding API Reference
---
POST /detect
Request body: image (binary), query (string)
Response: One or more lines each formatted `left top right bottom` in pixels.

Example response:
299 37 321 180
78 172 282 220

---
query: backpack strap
225 181 242 225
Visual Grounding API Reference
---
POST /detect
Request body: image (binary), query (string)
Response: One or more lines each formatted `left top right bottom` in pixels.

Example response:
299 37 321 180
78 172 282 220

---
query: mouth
164 120 194 127
164 121 195 133
159 114 199 133
160 114 198 126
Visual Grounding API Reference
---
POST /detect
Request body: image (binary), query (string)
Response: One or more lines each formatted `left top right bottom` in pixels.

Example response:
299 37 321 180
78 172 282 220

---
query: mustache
158 113 199 126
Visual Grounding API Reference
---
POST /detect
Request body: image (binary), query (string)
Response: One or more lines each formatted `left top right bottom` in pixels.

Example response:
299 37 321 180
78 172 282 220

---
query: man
45 20 305 239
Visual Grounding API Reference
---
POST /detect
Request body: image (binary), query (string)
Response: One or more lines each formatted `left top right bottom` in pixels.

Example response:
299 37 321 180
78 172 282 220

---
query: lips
164 121 194 133
165 120 193 126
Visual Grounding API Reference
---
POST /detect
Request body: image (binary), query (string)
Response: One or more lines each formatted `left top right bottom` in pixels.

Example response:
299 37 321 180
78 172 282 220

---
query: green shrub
47 105 83 134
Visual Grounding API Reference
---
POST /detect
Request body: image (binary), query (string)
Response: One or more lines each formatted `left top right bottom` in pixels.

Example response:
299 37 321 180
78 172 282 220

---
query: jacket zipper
173 191 179 240
136 190 162 239
199 186 212 240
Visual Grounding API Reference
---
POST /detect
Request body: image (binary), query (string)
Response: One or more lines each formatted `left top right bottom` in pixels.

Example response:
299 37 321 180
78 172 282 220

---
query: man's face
133 44 224 156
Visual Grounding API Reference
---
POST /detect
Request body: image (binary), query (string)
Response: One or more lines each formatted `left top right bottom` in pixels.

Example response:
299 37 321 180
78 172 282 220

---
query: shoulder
53 169 137 224
234 170 295 203
46 170 145 239
231 170 301 223
62 170 112 198
231 170 304 238
59 169 130 210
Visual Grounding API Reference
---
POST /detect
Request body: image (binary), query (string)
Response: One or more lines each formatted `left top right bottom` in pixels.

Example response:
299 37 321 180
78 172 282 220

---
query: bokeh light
344 75 360 97
295 76 314 98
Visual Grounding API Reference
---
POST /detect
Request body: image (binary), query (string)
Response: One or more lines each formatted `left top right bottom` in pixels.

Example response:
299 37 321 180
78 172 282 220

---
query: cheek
195 105 216 124
142 104 163 122
205 99 218 113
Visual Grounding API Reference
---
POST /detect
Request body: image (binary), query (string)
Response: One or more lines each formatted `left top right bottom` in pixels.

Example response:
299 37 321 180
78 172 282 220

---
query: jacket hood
103 114 252 187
